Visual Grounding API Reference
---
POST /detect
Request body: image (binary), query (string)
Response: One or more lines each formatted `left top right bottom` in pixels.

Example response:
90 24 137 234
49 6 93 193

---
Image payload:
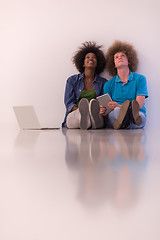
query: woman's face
114 52 129 69
83 53 97 69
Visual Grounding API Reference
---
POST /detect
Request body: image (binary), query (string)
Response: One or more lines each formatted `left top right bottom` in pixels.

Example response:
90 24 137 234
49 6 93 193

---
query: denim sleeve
64 76 78 113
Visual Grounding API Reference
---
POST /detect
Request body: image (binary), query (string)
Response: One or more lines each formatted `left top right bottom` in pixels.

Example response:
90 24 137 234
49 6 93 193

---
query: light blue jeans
106 107 146 129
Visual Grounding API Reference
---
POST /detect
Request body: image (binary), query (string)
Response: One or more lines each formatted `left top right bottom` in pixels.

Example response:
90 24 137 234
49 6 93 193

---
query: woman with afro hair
100 40 148 129
62 41 107 129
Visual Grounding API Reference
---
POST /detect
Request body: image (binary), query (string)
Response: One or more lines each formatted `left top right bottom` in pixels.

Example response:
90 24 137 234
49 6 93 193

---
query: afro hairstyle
72 41 106 74
106 40 139 76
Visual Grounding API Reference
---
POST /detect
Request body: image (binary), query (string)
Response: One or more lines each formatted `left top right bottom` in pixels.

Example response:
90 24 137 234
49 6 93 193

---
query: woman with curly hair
62 41 107 129
100 40 148 129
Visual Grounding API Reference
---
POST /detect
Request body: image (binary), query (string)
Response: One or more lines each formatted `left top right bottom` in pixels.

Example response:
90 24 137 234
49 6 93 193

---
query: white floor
0 127 160 240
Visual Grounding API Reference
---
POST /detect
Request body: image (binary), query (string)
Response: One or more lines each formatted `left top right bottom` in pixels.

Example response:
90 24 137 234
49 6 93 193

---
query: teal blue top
103 71 148 115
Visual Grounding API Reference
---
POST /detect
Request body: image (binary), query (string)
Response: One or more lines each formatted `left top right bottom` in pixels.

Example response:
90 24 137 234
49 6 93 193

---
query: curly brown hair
72 41 106 74
106 40 139 76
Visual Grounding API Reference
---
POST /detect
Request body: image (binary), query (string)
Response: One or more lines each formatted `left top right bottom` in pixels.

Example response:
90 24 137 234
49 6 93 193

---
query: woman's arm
108 101 121 110
99 101 121 117
71 106 78 111
136 96 145 109
64 76 78 113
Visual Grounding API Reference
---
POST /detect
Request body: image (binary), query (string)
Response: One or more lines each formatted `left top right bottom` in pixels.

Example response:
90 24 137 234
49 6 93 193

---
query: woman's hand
100 105 107 116
136 96 145 109
108 101 121 110
71 106 78 111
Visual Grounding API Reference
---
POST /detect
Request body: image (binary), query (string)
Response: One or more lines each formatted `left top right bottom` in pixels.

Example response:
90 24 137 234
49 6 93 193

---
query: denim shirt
62 72 107 127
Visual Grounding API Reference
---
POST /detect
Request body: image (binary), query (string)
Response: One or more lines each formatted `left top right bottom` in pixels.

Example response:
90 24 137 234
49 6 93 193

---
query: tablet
96 93 112 114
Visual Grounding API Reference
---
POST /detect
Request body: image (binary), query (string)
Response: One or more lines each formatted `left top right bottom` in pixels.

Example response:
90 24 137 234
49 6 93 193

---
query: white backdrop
0 0 159 129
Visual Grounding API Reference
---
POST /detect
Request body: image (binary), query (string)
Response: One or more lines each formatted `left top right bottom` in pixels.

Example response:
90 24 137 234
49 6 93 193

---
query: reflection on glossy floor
0 128 160 240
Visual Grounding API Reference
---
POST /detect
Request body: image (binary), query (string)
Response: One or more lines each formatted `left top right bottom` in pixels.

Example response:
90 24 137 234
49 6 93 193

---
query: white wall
0 0 159 129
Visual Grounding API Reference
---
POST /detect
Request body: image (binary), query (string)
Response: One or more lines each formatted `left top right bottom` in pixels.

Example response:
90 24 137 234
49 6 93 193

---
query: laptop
13 106 60 130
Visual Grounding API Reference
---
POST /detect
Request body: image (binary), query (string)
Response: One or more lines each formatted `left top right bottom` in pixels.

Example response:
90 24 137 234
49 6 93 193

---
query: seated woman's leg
66 98 92 129
66 109 81 128
89 99 104 129
127 112 146 129
106 100 130 129
106 108 146 129
106 107 120 128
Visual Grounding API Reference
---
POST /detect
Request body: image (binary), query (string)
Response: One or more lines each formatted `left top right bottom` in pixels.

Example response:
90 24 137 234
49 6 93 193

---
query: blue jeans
106 107 146 129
